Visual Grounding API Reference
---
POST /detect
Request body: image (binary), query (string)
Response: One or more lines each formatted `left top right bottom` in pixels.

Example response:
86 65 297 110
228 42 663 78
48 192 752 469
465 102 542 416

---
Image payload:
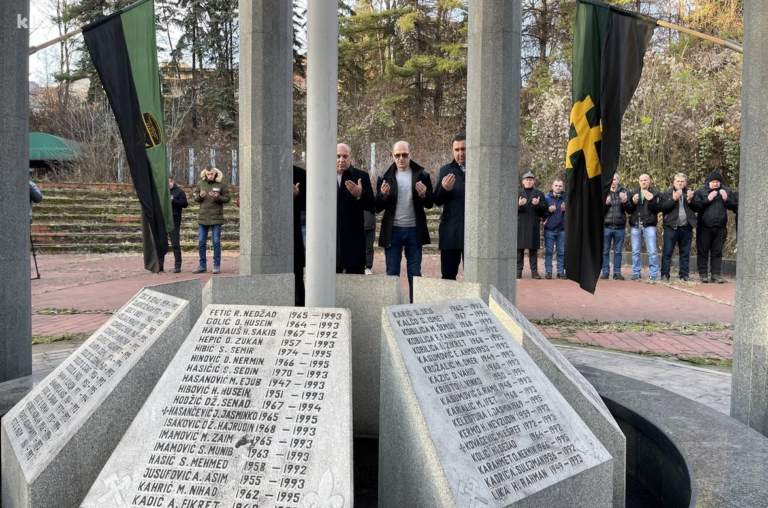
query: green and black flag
565 0 655 293
82 0 172 271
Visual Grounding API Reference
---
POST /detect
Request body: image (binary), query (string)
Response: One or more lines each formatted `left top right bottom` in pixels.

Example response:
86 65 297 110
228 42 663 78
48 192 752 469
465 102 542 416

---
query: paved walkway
30 253 736 362
558 346 732 415
26 253 736 415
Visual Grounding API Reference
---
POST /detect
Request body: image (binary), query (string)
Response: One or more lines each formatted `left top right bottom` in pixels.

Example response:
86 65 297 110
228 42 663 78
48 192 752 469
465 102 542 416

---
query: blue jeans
602 228 625 274
630 226 658 279
661 225 693 278
198 224 222 268
385 226 422 302
544 229 565 275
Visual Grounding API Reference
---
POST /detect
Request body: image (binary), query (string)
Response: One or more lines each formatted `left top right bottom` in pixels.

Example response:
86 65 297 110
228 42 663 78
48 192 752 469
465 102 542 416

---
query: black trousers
336 266 365 275
517 249 539 273
696 226 727 277
365 229 375 269
160 225 182 271
294 268 305 306
440 249 463 280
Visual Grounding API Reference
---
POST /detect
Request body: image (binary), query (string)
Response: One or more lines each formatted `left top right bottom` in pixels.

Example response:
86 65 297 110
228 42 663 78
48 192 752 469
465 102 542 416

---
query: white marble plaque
384 298 611 506
1 289 190 508
82 305 352 508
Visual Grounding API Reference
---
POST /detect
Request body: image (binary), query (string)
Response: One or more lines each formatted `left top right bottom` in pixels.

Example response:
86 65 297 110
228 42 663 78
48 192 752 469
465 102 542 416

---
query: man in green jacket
192 166 230 274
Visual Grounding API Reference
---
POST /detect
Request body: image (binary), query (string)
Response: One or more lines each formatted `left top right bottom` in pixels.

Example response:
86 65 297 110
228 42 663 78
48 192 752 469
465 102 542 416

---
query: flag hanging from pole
82 0 172 271
565 0 656 293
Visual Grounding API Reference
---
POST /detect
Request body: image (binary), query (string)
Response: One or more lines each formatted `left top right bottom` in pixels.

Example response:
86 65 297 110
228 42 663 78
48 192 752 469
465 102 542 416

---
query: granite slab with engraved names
488 285 625 507
82 304 352 508
1 289 191 508
379 298 613 508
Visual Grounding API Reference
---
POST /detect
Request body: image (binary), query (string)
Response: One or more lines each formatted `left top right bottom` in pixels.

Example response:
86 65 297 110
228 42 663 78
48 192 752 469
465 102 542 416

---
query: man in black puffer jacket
627 174 662 280
659 173 696 282
691 171 737 283
163 178 188 273
602 173 632 280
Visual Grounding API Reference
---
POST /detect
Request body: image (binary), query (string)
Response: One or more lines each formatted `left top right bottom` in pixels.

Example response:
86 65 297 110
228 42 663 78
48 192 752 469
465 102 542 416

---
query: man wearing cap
692 171 737 283
517 172 549 279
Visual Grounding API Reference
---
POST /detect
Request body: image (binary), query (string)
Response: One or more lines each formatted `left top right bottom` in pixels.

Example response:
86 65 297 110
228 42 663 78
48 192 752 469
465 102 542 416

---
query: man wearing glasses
376 141 434 302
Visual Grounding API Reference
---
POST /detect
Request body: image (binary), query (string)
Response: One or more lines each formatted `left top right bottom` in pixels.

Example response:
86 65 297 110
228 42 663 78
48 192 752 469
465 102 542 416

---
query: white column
305 1 338 308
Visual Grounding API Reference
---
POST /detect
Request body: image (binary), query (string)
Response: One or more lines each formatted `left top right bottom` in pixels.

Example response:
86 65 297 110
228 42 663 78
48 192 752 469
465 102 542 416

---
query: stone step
31 184 446 253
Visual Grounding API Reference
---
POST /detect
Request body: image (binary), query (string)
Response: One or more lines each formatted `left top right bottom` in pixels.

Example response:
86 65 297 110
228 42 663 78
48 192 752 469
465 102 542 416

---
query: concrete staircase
32 183 443 254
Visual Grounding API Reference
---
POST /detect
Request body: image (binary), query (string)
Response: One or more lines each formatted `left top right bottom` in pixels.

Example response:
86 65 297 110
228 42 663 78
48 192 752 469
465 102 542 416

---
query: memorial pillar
464 0 521 303
0 0 32 381
305 1 338 308
238 1 294 276
731 0 768 437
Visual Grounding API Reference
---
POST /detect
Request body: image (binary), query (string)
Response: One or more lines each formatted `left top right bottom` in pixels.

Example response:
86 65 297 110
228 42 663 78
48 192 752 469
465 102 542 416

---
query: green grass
530 317 731 338
679 356 733 368
32 332 90 345
35 308 114 316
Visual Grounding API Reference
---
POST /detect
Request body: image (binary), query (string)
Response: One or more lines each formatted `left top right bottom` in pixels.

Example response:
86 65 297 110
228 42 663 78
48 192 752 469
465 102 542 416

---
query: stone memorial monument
335 273 406 436
82 304 352 508
380 298 613 507
488 286 626 507
1 289 191 508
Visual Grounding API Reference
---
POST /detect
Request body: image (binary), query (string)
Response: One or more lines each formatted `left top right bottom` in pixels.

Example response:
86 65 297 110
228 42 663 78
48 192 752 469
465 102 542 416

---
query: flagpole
29 28 83 56
656 20 743 54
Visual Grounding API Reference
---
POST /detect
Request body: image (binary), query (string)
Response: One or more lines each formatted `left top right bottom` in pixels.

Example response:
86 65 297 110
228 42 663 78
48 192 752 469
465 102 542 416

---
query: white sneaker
365 268 373 275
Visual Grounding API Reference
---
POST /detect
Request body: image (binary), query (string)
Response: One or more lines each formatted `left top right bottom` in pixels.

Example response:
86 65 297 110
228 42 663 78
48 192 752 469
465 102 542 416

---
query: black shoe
661 275 670 282
173 267 181 273
600 273 610 280
712 275 727 283
193 266 207 274
613 273 625 281
700 275 709 283
545 273 552 279
557 273 566 280
531 272 542 280
517 271 522 280
681 276 689 282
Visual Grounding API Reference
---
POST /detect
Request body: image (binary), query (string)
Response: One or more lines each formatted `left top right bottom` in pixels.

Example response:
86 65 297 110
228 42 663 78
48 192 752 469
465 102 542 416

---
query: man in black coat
376 140 434 302
433 133 466 280
293 165 307 305
691 171 737 283
163 178 188 273
659 173 696 281
517 172 549 279
336 144 375 274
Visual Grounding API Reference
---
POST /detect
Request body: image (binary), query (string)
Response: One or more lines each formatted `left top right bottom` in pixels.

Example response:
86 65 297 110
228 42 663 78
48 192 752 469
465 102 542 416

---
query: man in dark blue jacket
543 179 566 279
433 134 466 280
691 171 737 283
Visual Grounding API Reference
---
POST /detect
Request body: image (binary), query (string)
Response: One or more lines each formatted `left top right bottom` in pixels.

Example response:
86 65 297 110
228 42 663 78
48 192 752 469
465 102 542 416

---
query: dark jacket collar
384 160 425 179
